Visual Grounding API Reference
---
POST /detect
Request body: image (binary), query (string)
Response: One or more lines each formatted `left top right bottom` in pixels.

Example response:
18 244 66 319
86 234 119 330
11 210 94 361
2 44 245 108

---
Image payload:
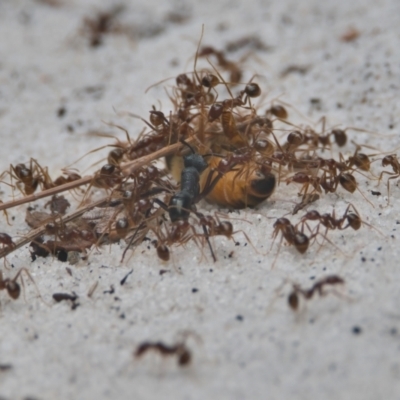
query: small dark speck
119 313 125 319
336 102 343 108
370 258 375 262
391 235 395 239
235 242 240 246
371 190 381 196
236 315 244 321
309 318 315 324
323 267 327 271
352 326 362 335
192 288 198 293
244 243 248 247
310 276 315 280
377 247 382 251
390 327 397 336
389 124 394 129
0 364 12 371
396 221 400 225
12 216 15 221
378 213 382 216
209 269 213 272
361 257 366 262
57 106 66 118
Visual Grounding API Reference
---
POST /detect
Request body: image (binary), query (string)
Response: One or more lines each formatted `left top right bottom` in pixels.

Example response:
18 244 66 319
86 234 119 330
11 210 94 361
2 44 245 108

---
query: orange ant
377 154 400 203
288 275 345 311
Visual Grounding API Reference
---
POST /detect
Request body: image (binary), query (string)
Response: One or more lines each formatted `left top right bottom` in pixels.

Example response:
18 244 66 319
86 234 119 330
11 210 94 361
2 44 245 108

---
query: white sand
0 0 400 399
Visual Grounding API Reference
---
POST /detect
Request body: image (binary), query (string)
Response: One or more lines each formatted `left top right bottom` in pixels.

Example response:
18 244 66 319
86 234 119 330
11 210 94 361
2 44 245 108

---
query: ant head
347 213 361 230
156 244 170 261
288 291 299 310
7 281 20 300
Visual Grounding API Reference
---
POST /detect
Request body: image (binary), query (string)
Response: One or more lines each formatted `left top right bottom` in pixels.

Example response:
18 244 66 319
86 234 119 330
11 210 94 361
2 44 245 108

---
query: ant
272 218 311 255
198 45 243 83
288 275 345 311
298 204 362 235
149 219 202 262
134 331 198 367
1 161 43 196
377 154 400 203
81 5 124 47
135 341 191 367
159 149 220 260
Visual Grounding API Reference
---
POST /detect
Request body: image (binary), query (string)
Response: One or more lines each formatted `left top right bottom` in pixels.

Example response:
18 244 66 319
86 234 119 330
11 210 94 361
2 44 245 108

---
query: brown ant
134 333 195 367
272 218 310 255
81 5 124 47
1 161 43 196
298 204 362 235
198 45 243 83
377 154 400 203
149 219 201 262
288 275 345 311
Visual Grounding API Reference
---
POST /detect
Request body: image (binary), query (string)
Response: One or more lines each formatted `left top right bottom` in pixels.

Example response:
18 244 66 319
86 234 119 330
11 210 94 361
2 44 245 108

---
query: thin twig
0 140 192 213
0 198 107 259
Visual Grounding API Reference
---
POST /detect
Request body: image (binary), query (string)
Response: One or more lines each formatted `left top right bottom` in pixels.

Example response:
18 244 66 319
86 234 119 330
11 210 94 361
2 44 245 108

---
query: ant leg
200 222 217 262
